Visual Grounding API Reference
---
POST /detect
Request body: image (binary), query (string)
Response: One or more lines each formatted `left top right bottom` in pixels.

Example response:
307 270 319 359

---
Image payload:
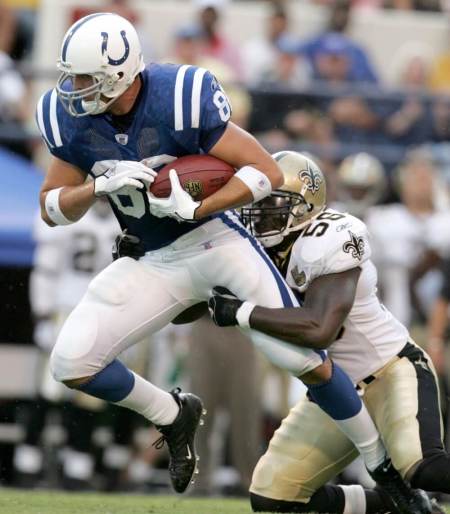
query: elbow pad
234 166 272 202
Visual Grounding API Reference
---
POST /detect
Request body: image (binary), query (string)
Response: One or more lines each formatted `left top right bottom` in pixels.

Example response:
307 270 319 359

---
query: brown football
150 155 235 200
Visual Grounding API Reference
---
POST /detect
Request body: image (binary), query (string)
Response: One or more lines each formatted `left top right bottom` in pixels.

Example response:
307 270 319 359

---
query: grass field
0 489 448 514
0 490 251 514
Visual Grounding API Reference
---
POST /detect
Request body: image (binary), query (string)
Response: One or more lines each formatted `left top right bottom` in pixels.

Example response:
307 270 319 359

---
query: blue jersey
36 63 232 251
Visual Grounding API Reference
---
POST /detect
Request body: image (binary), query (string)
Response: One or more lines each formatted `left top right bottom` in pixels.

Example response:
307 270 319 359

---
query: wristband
45 187 74 225
236 301 255 328
234 166 272 202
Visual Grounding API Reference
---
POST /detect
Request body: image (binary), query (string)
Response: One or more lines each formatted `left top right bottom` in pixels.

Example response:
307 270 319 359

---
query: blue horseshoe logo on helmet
100 30 130 65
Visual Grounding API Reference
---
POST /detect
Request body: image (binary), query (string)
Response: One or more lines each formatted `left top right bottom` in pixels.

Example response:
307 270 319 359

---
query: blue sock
307 362 362 421
78 360 135 402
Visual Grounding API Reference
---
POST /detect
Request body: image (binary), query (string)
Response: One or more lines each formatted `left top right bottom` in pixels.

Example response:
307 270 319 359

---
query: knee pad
50 303 100 382
410 452 450 494
250 399 356 503
250 449 326 503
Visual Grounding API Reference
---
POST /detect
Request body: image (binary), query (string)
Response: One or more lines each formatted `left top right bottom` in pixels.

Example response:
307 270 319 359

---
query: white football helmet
56 13 145 117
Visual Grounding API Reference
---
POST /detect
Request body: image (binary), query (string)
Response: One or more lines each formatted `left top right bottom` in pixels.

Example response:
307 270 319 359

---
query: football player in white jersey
365 152 439 327
208 151 448 514
14 200 120 486
37 13 426 503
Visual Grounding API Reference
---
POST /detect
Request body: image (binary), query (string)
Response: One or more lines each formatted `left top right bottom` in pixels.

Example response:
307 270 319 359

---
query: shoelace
152 435 166 450
151 388 184 452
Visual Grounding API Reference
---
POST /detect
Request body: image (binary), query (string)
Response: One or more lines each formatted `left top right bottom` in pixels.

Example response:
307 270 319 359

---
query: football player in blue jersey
36 12 423 504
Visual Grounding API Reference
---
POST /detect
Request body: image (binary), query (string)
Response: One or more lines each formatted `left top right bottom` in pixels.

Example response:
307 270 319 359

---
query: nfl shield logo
184 179 203 198
115 133 128 145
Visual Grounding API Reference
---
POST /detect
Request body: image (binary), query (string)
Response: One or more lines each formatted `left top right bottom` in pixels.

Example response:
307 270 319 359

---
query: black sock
250 485 392 513
250 485 345 513
365 489 393 514
411 453 450 494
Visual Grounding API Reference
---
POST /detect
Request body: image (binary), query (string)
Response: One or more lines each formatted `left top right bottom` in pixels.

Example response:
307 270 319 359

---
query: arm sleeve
288 217 371 293
35 89 71 162
323 228 371 276
198 71 231 152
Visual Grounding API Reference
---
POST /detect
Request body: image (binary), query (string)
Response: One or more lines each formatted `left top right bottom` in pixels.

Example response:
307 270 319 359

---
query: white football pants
50 214 324 382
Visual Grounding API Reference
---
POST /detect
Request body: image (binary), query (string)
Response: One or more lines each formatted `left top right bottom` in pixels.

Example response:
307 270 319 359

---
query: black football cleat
153 388 206 493
369 458 432 514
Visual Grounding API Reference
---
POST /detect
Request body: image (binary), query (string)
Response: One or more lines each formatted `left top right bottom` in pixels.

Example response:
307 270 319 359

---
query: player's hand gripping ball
150 155 235 200
147 155 235 222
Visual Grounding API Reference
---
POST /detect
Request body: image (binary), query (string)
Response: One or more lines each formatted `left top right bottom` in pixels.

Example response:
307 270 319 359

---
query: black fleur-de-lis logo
342 231 365 260
299 162 322 195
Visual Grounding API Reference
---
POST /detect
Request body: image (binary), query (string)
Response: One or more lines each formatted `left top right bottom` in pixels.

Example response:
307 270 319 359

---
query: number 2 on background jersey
72 232 97 273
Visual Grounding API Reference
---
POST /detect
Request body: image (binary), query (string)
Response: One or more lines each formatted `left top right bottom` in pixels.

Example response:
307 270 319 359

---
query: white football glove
94 161 157 197
147 168 201 222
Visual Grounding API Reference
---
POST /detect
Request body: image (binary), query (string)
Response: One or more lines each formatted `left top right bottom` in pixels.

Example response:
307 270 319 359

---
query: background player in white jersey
14 201 121 487
36 13 422 503
208 151 449 514
365 151 440 327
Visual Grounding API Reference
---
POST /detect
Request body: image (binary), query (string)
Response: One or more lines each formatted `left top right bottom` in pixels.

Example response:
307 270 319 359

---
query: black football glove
112 230 146 261
208 286 244 327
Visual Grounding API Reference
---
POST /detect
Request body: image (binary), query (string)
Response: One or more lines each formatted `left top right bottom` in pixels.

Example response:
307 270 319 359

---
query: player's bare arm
248 268 361 350
147 123 283 222
40 156 156 227
209 267 361 351
195 122 283 219
40 157 95 226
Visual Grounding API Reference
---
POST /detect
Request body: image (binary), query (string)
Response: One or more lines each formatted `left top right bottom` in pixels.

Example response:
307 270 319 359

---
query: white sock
115 372 179 426
335 405 386 471
340 485 367 514
14 444 43 474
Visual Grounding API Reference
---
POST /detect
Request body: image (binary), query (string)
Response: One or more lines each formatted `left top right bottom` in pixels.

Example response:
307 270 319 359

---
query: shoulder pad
35 88 65 150
287 211 370 291
149 63 227 134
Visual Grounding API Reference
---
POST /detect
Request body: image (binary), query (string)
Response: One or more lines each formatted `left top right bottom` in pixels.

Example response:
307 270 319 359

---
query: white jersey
31 204 119 317
285 209 409 383
366 204 438 326
425 209 450 258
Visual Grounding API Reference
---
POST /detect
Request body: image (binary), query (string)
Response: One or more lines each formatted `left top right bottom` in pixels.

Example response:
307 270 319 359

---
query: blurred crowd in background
1 0 450 499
